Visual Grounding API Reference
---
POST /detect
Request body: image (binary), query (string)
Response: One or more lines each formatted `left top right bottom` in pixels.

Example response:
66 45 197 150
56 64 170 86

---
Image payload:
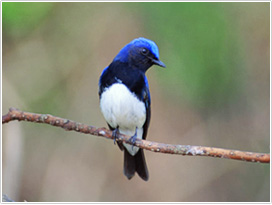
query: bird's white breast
100 83 146 155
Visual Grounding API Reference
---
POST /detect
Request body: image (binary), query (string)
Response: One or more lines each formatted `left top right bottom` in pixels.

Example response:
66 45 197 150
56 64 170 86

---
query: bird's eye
141 48 149 55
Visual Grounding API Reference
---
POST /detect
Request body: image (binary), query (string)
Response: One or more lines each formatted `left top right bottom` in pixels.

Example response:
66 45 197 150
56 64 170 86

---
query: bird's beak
152 58 166 68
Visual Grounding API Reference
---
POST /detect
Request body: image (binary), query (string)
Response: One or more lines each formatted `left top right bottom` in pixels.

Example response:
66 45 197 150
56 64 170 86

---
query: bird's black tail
123 148 149 181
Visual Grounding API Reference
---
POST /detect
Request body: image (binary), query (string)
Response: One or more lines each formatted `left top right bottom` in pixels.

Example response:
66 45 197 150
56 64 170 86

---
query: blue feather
114 37 160 62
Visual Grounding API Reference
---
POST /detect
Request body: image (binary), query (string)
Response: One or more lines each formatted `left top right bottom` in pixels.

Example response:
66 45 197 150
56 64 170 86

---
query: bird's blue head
113 37 166 72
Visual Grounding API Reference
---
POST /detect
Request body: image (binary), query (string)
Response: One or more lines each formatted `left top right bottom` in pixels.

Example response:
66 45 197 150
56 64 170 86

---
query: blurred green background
2 2 270 202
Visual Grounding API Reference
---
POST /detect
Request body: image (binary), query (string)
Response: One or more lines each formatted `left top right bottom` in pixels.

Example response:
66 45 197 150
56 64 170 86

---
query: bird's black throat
99 60 148 101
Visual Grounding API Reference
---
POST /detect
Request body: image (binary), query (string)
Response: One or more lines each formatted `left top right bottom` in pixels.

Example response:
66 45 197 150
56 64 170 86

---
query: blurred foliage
2 2 269 202
2 2 54 38
2 2 246 113
139 3 245 113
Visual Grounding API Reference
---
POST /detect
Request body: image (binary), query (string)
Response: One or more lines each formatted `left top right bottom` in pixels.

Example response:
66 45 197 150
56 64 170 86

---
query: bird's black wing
142 85 151 140
130 85 150 181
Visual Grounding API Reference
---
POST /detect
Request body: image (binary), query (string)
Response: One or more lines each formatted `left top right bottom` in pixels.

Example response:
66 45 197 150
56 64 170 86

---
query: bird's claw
129 135 137 149
112 127 120 145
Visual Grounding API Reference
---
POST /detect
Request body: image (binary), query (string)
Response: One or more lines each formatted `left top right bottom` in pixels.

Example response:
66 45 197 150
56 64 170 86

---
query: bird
98 37 165 181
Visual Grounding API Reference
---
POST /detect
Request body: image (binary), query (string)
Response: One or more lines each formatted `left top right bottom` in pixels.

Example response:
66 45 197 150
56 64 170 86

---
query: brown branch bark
2 107 270 163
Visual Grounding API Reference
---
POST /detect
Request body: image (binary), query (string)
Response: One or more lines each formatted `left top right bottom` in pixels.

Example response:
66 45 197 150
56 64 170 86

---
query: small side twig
2 194 15 202
2 107 270 164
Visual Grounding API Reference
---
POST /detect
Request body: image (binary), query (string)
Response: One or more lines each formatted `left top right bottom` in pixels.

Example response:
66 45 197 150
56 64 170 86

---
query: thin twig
2 107 270 163
2 194 15 202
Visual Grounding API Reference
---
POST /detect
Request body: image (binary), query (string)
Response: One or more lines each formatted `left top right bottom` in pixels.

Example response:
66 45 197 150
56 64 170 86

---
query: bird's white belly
100 83 146 155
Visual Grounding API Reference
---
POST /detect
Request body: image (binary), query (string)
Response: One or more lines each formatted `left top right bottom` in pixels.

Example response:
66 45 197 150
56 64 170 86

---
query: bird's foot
129 128 138 148
112 127 120 145
129 135 137 146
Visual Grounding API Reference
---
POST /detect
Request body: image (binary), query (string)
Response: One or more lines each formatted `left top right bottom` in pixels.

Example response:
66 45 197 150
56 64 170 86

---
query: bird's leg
112 126 120 145
129 128 138 148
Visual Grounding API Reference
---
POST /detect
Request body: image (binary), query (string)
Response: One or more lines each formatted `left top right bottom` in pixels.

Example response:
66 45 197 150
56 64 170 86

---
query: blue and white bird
98 37 165 181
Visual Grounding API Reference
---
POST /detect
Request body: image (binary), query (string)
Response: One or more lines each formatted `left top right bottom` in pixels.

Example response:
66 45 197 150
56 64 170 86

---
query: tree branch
2 107 270 163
